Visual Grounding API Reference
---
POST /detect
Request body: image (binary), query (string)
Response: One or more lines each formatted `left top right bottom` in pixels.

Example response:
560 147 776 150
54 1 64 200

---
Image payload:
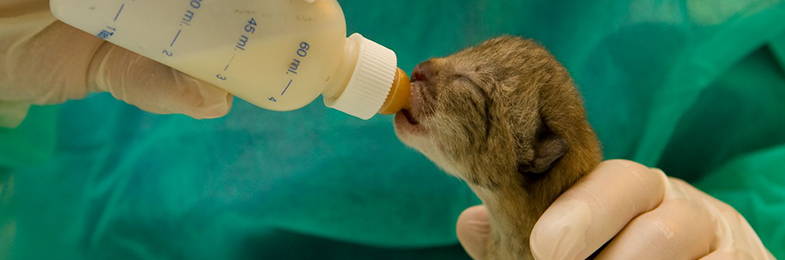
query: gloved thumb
88 40 233 119
456 205 491 260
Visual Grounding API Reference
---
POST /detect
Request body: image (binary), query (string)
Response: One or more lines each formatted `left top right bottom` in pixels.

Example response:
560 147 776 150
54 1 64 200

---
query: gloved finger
0 101 30 128
703 214 775 260
1 12 92 103
530 160 668 260
456 205 490 260
701 249 775 260
688 182 776 260
701 251 754 260
1 16 232 119
88 40 233 119
698 214 766 260
594 179 715 259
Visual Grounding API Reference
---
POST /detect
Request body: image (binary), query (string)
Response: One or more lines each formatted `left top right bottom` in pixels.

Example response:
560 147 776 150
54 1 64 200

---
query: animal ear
519 132 568 174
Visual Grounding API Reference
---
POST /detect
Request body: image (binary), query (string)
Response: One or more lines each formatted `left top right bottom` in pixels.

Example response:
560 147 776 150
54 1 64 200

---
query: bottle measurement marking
214 18 255 82
235 35 249 51
182 10 194 26
281 80 293 95
270 41 310 102
286 42 309 75
113 4 125 21
223 54 235 71
170 29 182 47
164 0 203 58
286 59 300 74
234 18 257 51
98 2 125 39
181 0 202 27
97 26 116 39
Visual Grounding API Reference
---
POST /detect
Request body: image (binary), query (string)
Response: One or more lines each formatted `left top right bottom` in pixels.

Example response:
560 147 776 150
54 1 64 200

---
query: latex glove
456 160 775 260
0 0 232 128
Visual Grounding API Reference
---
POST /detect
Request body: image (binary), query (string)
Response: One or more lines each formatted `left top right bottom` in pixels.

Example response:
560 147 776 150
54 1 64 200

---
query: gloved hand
0 0 233 128
456 160 775 260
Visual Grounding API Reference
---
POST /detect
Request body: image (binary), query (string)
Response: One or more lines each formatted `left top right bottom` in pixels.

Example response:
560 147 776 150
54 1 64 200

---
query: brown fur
394 36 602 259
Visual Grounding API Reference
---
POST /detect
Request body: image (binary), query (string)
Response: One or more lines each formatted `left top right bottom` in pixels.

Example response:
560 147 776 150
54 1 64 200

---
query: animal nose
412 60 436 82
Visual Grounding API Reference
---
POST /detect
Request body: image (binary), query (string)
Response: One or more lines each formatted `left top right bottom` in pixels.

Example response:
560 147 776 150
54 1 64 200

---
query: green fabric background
2 0 785 259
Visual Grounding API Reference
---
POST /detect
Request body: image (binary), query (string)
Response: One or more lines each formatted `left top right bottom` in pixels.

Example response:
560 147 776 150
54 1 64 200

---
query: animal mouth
394 81 427 134
400 108 419 125
394 107 424 134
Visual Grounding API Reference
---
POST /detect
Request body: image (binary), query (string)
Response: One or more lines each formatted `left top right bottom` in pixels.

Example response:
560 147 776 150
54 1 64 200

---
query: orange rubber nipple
379 68 411 115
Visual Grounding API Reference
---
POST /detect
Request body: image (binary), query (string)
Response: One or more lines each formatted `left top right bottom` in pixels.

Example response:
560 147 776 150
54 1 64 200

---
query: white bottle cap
324 33 396 120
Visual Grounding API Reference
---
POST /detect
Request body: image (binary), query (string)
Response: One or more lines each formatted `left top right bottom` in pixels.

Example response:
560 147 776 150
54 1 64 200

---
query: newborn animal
394 36 602 260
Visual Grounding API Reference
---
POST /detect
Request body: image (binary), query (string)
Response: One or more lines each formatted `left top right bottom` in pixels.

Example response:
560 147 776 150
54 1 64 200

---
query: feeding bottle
49 0 410 119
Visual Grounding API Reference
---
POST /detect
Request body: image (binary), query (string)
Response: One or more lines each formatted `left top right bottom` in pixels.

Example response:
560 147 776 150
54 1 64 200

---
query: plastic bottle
49 0 410 119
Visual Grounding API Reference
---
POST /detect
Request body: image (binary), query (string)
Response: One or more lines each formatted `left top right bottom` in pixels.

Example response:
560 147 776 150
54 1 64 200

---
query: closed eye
453 74 493 139
453 75 488 98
